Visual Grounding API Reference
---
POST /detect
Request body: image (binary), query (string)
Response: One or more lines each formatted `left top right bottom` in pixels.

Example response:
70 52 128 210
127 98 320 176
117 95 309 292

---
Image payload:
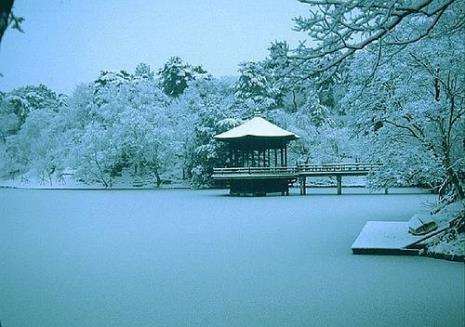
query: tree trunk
154 169 162 187
0 0 14 44
446 168 464 200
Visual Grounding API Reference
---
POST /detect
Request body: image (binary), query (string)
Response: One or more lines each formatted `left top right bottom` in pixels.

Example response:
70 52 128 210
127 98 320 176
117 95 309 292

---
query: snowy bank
423 230 465 261
421 201 465 262
421 201 465 261
0 171 189 190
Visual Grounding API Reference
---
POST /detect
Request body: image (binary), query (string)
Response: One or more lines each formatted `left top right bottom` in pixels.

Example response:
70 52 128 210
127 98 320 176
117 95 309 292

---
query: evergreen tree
158 56 209 97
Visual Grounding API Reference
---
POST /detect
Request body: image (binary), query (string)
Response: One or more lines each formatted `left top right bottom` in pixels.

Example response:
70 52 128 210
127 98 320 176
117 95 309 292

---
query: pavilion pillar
263 146 266 167
274 148 278 167
284 144 287 167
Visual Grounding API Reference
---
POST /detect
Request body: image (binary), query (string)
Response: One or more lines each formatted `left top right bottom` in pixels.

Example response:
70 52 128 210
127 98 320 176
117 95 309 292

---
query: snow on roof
214 116 299 140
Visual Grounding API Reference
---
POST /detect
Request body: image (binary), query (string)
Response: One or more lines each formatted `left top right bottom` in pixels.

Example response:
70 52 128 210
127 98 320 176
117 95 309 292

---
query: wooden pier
212 163 380 195
296 163 379 195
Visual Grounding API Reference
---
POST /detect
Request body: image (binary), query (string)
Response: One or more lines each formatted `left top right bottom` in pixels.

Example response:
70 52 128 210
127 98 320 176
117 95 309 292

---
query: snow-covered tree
0 85 66 181
235 61 277 111
158 56 210 98
0 84 62 137
278 0 464 200
174 78 243 187
66 71 174 187
343 32 465 198
134 63 155 80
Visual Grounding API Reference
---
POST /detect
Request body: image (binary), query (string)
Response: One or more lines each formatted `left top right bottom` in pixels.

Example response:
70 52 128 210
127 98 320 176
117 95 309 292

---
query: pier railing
296 163 380 173
213 166 297 176
213 163 379 177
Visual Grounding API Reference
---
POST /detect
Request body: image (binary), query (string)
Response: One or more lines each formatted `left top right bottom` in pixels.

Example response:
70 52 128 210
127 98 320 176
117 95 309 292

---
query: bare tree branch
291 0 460 77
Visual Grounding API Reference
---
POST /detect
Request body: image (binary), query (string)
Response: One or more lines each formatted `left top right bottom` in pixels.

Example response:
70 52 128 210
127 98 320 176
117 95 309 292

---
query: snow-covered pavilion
215 116 299 168
213 116 299 195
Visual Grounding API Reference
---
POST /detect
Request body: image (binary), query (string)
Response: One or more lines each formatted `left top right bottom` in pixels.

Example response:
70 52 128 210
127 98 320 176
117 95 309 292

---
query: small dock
351 220 452 255
351 221 423 255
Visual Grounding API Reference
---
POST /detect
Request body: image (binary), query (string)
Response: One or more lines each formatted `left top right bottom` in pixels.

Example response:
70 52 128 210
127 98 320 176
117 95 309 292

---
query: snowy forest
0 0 464 201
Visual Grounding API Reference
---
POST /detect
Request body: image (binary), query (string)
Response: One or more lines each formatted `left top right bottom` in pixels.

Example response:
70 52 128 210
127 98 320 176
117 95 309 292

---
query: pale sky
0 0 309 94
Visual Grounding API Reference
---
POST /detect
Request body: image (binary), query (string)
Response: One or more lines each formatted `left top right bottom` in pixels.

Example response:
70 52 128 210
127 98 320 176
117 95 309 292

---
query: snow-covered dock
352 221 428 255
352 202 464 255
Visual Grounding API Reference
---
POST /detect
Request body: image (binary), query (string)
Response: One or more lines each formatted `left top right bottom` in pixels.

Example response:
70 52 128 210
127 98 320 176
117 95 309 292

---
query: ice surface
0 188 463 327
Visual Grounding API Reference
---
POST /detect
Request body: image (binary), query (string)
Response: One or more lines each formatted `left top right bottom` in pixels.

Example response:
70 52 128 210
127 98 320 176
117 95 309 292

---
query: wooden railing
213 163 380 178
297 163 380 173
213 166 297 175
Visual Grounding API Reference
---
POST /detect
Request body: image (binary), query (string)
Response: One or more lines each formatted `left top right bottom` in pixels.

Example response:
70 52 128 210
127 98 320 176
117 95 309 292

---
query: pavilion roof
214 116 299 141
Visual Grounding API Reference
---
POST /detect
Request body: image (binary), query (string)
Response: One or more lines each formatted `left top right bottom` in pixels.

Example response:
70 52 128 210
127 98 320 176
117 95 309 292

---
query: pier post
299 176 307 195
336 175 342 195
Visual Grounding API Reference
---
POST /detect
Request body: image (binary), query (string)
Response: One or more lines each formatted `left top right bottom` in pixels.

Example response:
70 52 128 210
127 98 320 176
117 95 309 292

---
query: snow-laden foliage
0 85 66 183
235 61 278 110
270 100 356 166
260 0 465 200
341 32 465 197
0 84 63 138
158 56 210 98
292 0 464 80
174 78 244 187
67 73 174 187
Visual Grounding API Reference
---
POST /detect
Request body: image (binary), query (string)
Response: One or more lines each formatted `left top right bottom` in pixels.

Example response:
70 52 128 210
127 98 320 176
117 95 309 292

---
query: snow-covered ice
0 188 463 327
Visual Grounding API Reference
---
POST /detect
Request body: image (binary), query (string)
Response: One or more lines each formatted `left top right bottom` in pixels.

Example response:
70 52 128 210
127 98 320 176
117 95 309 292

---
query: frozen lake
1 188 463 327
